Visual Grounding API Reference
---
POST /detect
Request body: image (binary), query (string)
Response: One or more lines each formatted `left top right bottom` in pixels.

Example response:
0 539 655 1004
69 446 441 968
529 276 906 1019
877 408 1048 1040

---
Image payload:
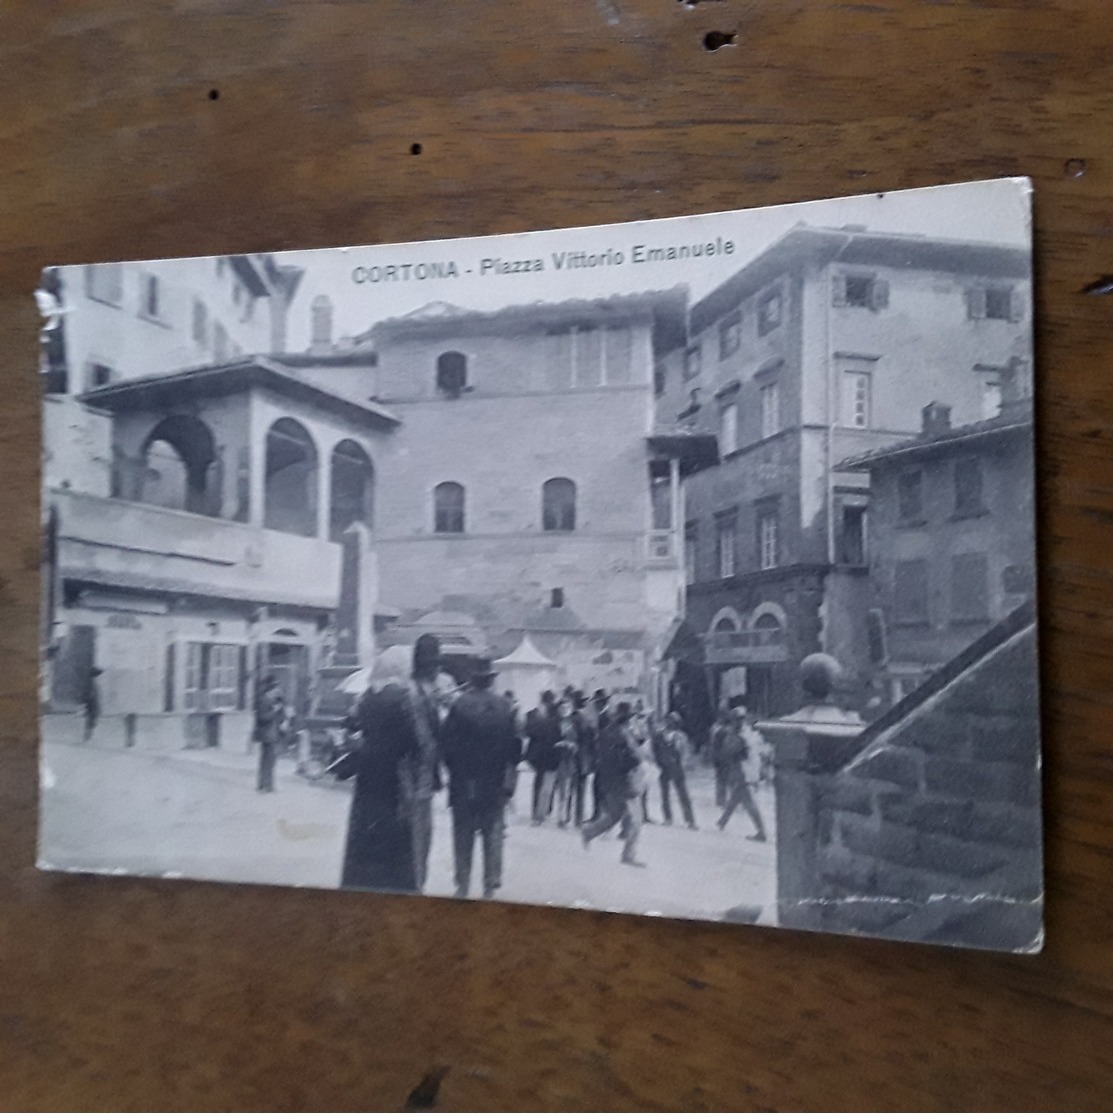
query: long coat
441 687 521 812
338 683 421 893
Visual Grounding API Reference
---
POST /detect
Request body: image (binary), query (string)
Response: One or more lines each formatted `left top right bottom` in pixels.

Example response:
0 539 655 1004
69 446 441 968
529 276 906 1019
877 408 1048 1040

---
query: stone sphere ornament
799 652 843 701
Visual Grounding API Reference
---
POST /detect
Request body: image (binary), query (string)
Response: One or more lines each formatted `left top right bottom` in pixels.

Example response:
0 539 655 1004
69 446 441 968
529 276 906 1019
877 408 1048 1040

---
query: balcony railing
704 627 788 665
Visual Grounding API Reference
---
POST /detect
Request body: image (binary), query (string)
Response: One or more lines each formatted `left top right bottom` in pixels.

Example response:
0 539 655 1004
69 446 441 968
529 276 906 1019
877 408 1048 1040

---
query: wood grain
3 0 1113 1109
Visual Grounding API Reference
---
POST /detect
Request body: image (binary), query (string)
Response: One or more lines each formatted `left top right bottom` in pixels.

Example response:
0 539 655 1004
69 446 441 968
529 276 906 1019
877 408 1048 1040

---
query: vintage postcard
37 178 1042 951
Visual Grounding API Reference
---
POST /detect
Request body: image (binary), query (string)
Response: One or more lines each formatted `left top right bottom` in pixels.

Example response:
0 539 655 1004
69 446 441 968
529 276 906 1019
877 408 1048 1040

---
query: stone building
342 292 710 705
835 369 1035 705
654 224 1032 718
43 357 395 749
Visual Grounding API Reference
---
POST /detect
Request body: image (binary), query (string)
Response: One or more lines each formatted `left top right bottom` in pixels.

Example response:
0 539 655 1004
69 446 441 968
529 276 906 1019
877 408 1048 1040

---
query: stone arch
329 439 374 541
749 601 788 630
264 417 319 537
140 414 219 515
709 606 744 634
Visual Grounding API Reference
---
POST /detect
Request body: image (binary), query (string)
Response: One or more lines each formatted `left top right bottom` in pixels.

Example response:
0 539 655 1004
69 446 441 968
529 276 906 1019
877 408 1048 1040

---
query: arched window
436 351 468 397
140 415 218 516
712 614 739 634
433 481 465 534
329 440 374 541
751 609 785 650
265 418 318 537
542 477 576 532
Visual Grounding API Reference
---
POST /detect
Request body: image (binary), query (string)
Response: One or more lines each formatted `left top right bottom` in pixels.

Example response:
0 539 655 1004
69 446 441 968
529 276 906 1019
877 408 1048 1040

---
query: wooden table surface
3 1 1113 1110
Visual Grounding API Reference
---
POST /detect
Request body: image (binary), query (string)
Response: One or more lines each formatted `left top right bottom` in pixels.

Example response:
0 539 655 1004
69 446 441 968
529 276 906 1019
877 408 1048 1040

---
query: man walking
708 700 732 809
716 706 767 841
441 658 522 900
81 666 102 743
581 702 646 868
255 673 286 793
653 712 697 829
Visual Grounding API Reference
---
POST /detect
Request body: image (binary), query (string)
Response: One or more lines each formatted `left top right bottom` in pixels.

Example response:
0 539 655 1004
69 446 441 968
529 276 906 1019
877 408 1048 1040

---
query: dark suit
441 685 521 897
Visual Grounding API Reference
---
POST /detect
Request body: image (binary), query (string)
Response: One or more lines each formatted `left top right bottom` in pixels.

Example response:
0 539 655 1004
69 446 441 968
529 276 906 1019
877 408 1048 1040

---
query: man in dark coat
441 659 522 899
338 647 423 893
581 702 646 867
652 712 697 829
524 690 561 825
82 667 102 743
255 673 286 793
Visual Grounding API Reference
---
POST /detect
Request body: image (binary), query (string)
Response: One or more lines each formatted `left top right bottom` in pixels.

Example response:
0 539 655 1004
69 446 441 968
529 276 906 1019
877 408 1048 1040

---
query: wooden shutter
966 286 987 319
866 608 888 665
237 645 248 710
832 274 847 306
1008 288 1024 322
164 642 176 712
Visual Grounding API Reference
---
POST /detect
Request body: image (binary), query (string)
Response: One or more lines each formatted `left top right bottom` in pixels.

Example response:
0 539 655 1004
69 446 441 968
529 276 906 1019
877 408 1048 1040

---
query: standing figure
653 712 697 829
569 692 595 827
337 647 423 893
524 691 561 825
581 703 646 868
628 709 657 824
716 706 768 841
441 659 521 900
708 700 733 808
82 666 103 743
552 698 580 827
407 634 444 893
255 673 286 793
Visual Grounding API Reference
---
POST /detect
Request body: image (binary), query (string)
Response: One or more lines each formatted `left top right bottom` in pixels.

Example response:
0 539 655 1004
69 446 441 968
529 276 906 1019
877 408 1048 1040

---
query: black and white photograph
37 178 1042 952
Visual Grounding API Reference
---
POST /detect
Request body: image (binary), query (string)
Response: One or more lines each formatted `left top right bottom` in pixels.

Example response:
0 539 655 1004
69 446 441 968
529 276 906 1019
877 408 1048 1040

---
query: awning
646 428 720 476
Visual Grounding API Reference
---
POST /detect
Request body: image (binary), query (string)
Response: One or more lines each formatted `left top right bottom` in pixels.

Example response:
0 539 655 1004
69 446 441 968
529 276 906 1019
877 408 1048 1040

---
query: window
839 505 867 566
434 481 465 534
654 363 666 397
833 273 889 311
898 470 924 522
981 371 1003 419
894 559 930 625
966 284 1021 321
183 642 244 712
951 553 990 622
84 263 123 306
719 312 742 359
264 418 319 536
715 511 737 579
550 587 564 609
757 504 779 570
758 289 783 335
141 274 161 320
436 351 468 396
542 477 576 532
192 299 208 346
720 402 739 456
213 322 229 363
87 362 114 389
684 521 697 584
683 344 702 380
208 644 241 709
760 381 780 439
840 370 872 428
953 457 985 517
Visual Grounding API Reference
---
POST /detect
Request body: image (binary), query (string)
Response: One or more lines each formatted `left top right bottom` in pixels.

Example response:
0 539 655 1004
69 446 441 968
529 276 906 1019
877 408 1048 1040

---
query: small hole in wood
703 30 736 51
1064 158 1087 178
208 89 220 101
410 142 423 156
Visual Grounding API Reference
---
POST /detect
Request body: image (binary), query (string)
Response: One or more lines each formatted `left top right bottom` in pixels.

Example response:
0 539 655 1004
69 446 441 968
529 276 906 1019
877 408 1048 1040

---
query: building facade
43 359 395 750
836 383 1036 706
349 292 706 705
655 224 1031 719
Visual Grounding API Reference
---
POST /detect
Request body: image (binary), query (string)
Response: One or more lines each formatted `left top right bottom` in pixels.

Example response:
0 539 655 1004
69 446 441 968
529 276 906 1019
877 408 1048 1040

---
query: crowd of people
253 636 771 902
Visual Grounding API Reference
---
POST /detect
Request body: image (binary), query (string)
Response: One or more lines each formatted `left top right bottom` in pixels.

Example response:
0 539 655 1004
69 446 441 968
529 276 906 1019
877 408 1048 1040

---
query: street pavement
39 730 777 926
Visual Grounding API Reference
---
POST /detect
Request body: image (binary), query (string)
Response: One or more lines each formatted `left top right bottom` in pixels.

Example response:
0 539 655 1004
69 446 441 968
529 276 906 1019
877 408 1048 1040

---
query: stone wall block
850 747 922 790
911 830 1009 879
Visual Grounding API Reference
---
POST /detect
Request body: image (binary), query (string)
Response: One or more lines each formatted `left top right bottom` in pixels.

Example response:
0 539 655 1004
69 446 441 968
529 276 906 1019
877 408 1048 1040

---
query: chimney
310 294 333 352
922 401 952 436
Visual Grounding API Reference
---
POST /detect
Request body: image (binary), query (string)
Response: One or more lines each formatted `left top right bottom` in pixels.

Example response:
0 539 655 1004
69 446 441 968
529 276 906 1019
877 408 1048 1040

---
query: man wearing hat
581 701 646 867
254 673 287 793
440 657 522 899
